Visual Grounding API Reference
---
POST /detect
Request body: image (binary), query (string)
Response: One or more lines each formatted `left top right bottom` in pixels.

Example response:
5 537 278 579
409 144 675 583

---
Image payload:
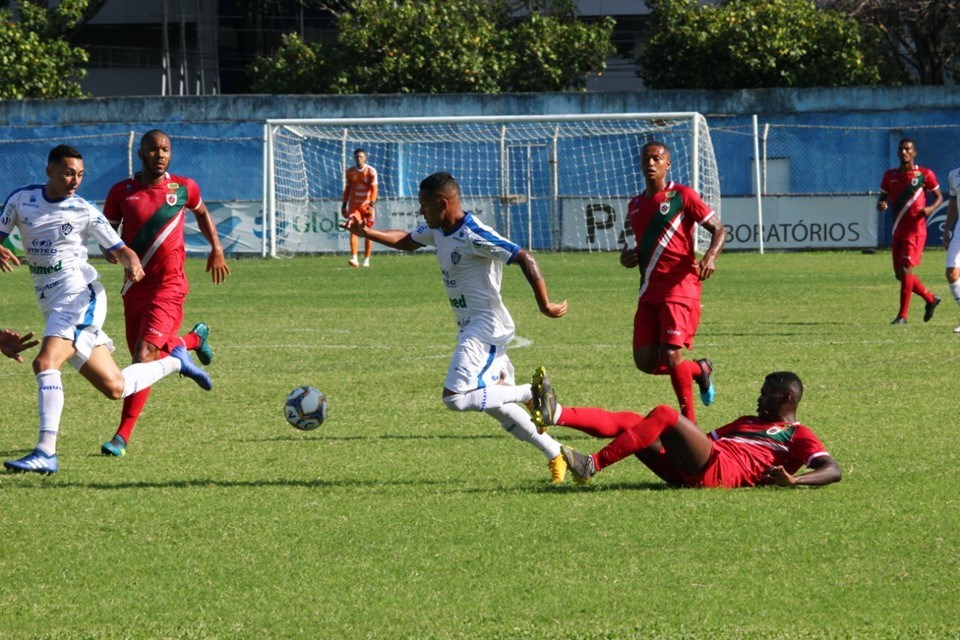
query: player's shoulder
167 173 198 188
4 184 42 204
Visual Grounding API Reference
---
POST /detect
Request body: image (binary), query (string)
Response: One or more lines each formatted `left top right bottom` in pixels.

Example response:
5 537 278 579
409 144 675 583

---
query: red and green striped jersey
627 182 715 303
880 165 939 239
709 416 829 487
104 172 202 296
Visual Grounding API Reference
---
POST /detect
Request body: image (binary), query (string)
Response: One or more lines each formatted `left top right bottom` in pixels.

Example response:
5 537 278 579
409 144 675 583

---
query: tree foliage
249 0 615 94
639 0 893 90
0 0 91 99
818 0 959 84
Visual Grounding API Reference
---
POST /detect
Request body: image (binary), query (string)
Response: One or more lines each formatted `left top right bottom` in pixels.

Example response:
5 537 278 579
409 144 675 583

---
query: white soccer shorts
43 280 116 370
444 337 515 394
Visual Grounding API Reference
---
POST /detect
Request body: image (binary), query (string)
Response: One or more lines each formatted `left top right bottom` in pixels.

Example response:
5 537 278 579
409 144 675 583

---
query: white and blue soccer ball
284 386 329 431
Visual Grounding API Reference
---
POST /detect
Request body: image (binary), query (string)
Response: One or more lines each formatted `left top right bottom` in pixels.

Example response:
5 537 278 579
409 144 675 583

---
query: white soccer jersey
1 184 124 313
950 167 960 198
409 212 521 346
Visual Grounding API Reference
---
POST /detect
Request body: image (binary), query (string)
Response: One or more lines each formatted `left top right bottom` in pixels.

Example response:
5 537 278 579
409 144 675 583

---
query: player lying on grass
529 367 841 488
342 171 571 483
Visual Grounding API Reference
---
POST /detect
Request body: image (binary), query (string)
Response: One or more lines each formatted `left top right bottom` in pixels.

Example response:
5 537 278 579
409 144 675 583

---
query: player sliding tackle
0 144 212 475
530 366 841 488
342 172 572 483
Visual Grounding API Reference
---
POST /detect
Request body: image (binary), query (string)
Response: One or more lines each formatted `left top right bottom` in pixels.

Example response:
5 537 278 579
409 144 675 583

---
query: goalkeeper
341 148 378 268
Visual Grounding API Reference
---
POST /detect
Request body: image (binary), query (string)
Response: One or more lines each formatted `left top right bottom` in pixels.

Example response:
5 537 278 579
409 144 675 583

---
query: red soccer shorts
891 234 925 271
123 291 186 355
632 298 701 350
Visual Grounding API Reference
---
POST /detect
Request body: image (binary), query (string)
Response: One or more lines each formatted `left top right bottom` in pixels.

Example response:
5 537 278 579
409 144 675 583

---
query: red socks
558 406 646 438
595 405 680 471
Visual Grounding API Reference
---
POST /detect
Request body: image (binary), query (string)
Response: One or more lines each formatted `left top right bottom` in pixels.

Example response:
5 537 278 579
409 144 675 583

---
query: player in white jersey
0 144 212 475
942 166 960 333
342 171 571 482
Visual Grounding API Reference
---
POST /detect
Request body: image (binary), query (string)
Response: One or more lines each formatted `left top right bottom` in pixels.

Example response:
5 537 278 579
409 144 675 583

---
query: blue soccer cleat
694 358 716 406
4 449 59 475
171 345 213 391
191 322 214 366
101 434 127 457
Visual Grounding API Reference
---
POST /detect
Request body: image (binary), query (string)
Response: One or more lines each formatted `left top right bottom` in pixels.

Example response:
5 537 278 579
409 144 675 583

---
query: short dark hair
48 144 82 166
419 172 460 197
641 140 670 157
141 129 169 147
898 138 916 149
764 371 804 404
354 148 367 155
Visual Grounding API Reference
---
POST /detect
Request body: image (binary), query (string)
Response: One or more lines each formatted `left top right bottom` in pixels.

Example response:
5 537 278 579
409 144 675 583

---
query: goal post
263 113 720 257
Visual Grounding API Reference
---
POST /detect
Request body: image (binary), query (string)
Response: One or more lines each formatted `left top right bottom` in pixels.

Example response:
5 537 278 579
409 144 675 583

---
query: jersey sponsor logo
60 222 74 236
29 260 63 275
29 239 57 255
449 293 468 309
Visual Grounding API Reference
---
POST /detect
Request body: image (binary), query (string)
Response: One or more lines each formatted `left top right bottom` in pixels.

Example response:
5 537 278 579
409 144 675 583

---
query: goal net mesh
266 114 719 256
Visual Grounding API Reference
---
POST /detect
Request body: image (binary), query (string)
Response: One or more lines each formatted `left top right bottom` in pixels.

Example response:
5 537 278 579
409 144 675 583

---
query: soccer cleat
100 434 127 457
924 295 941 322
954 322 960 334
362 257 370 268
348 257 360 268
171 345 213 391
4 449 59 475
694 358 716 406
548 453 567 484
891 317 908 325
531 366 558 434
191 322 214 366
561 445 596 484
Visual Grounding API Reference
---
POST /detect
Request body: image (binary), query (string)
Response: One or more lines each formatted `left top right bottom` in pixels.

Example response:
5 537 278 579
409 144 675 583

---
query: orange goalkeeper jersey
343 164 378 215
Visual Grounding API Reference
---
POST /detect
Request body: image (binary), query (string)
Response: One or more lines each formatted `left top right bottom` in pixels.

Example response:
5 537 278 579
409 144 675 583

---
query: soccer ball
284 386 329 431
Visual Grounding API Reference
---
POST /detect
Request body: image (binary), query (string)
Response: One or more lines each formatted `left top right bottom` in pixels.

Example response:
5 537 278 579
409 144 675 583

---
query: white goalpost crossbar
264 113 720 257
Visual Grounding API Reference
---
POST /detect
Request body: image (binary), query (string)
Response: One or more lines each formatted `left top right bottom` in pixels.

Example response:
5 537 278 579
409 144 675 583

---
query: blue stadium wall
2 88 959 250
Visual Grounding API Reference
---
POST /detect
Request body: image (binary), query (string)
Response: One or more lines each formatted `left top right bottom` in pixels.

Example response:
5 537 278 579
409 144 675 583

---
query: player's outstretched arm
514 249 567 318
340 217 420 252
1 329 39 363
761 455 842 487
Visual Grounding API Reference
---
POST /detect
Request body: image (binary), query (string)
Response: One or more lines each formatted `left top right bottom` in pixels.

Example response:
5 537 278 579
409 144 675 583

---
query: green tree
639 0 892 90
0 0 91 99
249 0 614 93
819 0 959 84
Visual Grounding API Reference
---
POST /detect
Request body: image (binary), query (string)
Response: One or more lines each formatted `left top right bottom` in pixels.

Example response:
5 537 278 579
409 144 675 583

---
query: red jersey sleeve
103 181 126 225
921 167 940 193
786 424 828 469
680 185 715 225
184 177 203 211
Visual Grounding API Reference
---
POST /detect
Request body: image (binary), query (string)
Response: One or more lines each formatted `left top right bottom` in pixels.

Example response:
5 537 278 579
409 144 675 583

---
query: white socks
36 370 64 455
485 404 562 460
120 356 180 399
443 384 533 412
949 279 960 306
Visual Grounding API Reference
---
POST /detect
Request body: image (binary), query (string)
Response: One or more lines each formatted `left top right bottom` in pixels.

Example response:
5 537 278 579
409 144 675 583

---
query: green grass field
1 250 958 639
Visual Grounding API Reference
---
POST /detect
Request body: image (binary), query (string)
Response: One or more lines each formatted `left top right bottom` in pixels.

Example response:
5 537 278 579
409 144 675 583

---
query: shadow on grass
0 476 448 491
241 433 507 443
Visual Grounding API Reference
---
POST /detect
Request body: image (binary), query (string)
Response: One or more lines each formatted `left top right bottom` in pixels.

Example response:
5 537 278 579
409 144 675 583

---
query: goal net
264 113 720 256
